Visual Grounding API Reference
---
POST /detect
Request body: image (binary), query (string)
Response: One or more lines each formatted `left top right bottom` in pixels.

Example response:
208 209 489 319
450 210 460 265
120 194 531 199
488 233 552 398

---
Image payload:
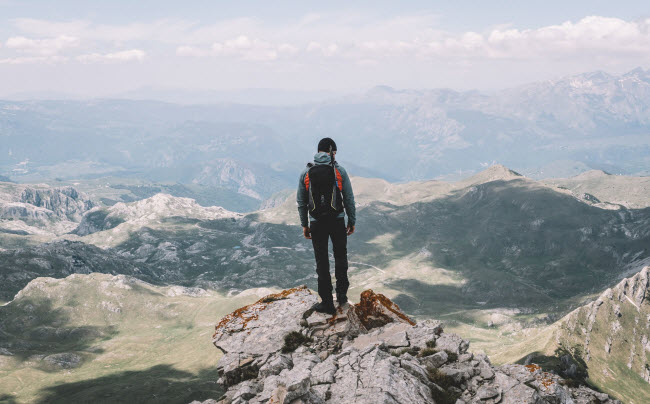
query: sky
1 0 649 98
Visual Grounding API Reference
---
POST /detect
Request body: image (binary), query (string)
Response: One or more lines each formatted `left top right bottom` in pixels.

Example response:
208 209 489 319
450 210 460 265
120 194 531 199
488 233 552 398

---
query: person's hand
302 226 311 239
346 225 355 236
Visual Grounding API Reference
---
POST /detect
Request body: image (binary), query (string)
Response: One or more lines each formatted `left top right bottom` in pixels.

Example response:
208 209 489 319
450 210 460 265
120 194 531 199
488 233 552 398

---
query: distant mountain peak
462 164 523 185
623 66 649 79
573 169 611 179
367 85 398 94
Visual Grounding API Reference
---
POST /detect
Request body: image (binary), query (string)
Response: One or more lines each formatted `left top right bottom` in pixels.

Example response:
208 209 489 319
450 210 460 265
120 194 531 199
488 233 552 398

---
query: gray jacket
297 152 356 227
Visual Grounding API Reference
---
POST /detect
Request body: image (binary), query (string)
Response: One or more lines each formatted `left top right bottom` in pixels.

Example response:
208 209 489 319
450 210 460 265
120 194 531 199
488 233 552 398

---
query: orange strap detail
335 168 343 191
304 173 310 190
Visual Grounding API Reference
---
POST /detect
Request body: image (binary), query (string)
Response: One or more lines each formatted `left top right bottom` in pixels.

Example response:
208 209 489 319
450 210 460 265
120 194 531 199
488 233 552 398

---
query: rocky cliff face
19 186 94 221
0 183 94 231
200 287 619 404
553 266 650 401
0 240 158 301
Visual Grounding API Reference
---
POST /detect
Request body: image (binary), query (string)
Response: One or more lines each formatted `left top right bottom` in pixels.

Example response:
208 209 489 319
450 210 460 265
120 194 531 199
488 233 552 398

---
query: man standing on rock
297 138 356 315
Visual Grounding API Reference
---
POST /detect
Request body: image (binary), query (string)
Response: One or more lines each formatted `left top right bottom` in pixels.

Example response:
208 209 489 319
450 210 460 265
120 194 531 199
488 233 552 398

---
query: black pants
310 218 349 304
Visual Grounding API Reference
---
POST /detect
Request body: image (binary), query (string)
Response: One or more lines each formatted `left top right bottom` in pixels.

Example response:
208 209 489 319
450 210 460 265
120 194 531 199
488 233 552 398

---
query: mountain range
1 165 649 402
2 66 650 402
1 68 649 214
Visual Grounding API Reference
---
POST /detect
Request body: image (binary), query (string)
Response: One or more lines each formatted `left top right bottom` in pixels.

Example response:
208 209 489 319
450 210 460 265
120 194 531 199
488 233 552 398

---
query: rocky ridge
0 240 158 301
0 183 94 222
553 266 650 398
73 193 241 236
0 183 94 235
203 286 619 404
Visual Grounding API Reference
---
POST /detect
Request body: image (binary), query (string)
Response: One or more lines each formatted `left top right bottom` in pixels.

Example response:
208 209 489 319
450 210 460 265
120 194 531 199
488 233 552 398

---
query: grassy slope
542 170 650 209
0 273 263 403
552 293 650 403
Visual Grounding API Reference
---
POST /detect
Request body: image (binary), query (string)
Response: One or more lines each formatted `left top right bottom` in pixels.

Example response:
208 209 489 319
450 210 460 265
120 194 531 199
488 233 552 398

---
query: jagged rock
213 286 318 355
343 322 410 350
352 289 416 331
42 352 82 369
258 354 292 378
554 266 650 399
207 287 621 404
17 186 94 221
439 362 476 384
421 350 448 368
310 355 337 385
476 385 500 400
435 333 469 355
334 348 433 404
405 319 443 347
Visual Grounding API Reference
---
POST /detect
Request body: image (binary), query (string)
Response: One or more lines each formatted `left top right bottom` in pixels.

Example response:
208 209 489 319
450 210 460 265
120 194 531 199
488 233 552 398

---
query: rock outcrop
203 286 620 404
73 193 241 236
19 186 94 221
0 184 94 234
552 266 650 399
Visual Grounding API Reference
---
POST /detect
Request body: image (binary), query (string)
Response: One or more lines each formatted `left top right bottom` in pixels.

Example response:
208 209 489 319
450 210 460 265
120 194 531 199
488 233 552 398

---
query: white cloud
9 15 650 64
176 45 208 57
421 16 650 60
5 35 79 55
177 35 281 61
0 55 67 64
2 14 650 92
76 49 145 63
306 41 339 56
278 43 299 54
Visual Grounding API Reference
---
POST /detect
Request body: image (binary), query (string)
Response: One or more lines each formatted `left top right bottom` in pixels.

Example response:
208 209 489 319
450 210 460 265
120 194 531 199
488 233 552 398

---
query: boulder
353 289 415 330
212 286 318 355
205 287 621 404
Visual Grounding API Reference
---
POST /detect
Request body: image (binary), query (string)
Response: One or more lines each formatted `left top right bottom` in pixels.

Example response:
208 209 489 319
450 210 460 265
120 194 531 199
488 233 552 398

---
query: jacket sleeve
338 166 356 227
297 170 309 227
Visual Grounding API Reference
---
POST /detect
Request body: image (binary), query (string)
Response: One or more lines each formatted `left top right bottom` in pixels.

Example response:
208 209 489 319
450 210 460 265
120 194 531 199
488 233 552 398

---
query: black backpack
306 163 344 220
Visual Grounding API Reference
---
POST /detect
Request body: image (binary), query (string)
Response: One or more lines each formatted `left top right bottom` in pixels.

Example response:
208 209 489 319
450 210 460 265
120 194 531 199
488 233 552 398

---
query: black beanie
317 137 337 152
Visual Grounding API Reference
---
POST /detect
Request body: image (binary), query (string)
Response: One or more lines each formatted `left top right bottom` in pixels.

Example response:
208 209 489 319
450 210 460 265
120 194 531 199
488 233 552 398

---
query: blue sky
1 1 649 97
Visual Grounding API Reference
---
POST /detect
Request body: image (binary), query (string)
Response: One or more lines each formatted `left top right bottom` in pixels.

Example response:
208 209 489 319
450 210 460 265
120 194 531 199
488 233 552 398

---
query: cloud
306 42 339 57
472 16 650 59
177 35 282 61
0 55 67 64
5 35 79 55
3 14 650 69
76 49 145 63
172 15 650 63
11 17 256 44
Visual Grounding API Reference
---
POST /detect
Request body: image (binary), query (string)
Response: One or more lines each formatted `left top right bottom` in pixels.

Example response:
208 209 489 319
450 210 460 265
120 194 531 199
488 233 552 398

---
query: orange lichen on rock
214 285 310 338
540 376 555 389
213 304 262 338
353 289 415 330
525 364 541 373
256 285 310 304
325 304 350 325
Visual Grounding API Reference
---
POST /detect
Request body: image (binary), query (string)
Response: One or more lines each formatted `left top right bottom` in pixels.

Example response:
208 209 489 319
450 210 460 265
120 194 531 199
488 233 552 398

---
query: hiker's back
306 163 344 220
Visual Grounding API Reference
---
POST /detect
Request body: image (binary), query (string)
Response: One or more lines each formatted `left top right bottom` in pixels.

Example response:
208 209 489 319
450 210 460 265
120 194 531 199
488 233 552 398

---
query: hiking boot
336 293 348 306
312 301 336 315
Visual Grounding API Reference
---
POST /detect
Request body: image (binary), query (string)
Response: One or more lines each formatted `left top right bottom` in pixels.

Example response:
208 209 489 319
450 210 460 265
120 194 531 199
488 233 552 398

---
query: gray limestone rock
207 287 620 404
405 319 443 348
436 333 470 355
310 355 337 385
213 286 318 356
421 350 448 368
258 354 292 378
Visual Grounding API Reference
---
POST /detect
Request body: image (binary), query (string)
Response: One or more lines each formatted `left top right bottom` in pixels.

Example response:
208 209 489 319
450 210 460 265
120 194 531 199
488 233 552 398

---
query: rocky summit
199 286 620 404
